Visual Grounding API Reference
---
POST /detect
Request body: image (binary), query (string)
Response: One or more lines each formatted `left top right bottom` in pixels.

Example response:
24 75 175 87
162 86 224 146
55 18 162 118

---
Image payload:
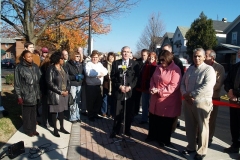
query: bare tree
136 12 165 53
1 0 139 45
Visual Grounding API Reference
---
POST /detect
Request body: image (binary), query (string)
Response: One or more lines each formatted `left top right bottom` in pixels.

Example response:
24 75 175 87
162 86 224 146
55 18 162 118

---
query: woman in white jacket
84 50 108 122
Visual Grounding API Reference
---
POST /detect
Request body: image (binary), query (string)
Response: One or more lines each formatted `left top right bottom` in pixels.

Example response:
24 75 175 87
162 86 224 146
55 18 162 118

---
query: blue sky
92 0 240 55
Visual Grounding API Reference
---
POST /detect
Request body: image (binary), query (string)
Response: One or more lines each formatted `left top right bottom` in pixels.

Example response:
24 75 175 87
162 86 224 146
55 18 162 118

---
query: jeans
141 92 150 122
102 88 108 114
69 86 81 121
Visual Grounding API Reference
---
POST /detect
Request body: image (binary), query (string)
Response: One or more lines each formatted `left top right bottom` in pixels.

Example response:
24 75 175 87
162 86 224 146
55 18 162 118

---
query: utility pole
88 0 92 56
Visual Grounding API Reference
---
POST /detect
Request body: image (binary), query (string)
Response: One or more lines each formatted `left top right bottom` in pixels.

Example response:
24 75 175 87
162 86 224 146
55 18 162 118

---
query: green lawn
0 90 22 149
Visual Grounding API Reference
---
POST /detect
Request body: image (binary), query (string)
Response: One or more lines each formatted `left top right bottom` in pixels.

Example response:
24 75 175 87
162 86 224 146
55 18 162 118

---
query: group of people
14 41 240 160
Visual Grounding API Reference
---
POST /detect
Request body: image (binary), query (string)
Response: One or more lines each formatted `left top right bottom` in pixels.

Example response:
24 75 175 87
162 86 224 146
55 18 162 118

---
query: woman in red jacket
146 50 182 147
138 52 157 124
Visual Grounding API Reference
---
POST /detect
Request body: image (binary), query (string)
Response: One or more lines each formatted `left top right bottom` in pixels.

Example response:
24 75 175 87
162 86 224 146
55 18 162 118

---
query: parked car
1 59 16 68
179 58 190 72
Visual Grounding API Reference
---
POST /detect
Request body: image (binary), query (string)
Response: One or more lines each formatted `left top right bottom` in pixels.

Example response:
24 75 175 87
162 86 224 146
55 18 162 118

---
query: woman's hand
150 87 158 94
61 91 68 97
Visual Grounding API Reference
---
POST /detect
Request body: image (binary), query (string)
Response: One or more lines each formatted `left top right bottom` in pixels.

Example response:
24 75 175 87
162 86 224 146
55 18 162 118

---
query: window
178 33 180 37
232 32 237 45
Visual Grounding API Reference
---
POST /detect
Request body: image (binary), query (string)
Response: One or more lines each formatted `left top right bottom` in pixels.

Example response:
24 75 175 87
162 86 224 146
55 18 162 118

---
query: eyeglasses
159 59 165 62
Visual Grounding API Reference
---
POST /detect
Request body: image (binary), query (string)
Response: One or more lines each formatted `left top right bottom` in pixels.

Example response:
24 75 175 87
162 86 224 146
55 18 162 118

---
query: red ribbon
182 97 240 108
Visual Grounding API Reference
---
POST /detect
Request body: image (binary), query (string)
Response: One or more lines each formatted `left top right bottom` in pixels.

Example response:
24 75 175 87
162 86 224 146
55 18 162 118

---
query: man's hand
18 98 23 105
120 85 126 93
183 93 194 105
125 86 131 93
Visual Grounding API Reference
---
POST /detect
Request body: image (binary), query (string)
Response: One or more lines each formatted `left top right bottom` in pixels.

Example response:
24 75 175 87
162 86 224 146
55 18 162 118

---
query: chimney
222 18 227 22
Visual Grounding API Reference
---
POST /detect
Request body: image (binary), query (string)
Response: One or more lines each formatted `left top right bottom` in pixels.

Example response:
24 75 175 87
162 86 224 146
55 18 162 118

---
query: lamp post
88 0 92 56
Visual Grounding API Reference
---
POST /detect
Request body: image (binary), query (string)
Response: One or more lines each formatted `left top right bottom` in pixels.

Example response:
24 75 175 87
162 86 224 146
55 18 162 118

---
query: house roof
177 26 189 37
164 32 174 38
224 15 240 33
0 38 16 43
212 20 231 32
220 43 240 52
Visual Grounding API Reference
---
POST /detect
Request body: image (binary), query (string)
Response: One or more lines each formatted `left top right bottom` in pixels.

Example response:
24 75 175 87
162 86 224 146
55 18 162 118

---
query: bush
5 74 14 85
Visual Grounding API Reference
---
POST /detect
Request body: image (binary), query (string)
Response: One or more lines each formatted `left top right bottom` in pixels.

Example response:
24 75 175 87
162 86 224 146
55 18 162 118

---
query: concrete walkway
0 112 239 159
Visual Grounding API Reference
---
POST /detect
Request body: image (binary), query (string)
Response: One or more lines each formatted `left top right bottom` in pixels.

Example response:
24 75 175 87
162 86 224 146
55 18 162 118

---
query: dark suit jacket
111 59 139 101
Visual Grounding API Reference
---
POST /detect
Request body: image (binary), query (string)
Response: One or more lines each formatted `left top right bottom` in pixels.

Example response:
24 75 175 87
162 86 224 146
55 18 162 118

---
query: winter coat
45 65 70 105
14 61 41 105
65 60 84 86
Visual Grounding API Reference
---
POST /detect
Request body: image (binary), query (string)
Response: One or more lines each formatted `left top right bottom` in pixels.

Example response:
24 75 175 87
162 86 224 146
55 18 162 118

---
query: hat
41 47 49 53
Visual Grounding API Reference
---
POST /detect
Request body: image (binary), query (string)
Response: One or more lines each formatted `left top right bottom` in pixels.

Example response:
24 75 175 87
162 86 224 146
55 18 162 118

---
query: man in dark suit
110 46 139 138
134 49 149 116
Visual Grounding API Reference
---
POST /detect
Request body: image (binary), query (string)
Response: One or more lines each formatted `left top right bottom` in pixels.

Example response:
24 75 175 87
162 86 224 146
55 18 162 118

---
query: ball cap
41 47 49 53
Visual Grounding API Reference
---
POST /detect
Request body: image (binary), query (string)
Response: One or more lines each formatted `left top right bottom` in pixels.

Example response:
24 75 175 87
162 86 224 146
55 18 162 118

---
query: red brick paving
77 115 181 160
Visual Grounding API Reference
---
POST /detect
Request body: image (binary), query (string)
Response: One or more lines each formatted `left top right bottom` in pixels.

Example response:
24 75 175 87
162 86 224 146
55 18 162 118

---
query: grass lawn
0 89 22 149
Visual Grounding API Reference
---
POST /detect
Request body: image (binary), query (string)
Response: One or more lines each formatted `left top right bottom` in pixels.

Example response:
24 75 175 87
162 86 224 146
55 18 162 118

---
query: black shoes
109 131 117 138
125 132 132 137
53 129 60 137
145 137 154 142
182 149 196 155
224 146 239 153
33 131 39 136
71 119 81 124
60 128 70 134
194 154 206 160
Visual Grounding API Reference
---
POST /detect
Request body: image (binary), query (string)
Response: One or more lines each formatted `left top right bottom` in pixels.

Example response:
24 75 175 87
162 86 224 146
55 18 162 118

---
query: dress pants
112 98 134 134
229 106 240 148
208 98 219 141
133 89 142 115
86 85 102 118
183 99 212 155
22 105 37 134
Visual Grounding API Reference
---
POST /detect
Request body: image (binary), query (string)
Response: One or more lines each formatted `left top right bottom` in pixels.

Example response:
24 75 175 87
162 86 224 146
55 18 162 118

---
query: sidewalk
1 112 238 160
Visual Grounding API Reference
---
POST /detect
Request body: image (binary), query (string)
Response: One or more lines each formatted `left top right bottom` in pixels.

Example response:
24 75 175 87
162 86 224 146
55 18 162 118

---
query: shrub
5 74 14 85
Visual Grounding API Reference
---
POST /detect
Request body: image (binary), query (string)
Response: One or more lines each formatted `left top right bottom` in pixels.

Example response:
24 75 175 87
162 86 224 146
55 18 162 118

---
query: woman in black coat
14 50 41 137
65 51 84 123
46 51 70 137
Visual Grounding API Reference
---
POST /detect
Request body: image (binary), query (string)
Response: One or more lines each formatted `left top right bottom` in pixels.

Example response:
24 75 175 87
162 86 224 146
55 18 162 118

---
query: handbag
68 93 74 106
7 141 25 159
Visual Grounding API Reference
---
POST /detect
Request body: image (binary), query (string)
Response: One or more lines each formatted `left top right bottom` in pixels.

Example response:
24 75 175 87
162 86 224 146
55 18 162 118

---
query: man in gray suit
181 48 216 160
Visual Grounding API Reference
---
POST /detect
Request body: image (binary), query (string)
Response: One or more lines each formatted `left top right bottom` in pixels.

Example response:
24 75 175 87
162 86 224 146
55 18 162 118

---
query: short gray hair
193 48 205 56
208 50 216 59
121 46 131 53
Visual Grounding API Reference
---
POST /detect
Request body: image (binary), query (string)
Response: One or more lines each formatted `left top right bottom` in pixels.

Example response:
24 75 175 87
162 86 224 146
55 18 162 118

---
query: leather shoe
182 149 196 155
145 137 154 142
125 132 132 137
60 128 70 134
27 133 34 137
194 154 206 160
109 132 117 138
33 131 39 136
224 146 239 153
53 129 60 137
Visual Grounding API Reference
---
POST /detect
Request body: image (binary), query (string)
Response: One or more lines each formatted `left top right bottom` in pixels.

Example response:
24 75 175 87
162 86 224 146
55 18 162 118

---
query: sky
92 0 240 55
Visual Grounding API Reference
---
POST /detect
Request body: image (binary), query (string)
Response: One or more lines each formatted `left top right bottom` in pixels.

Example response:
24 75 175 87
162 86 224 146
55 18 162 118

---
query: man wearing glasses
180 48 216 160
110 46 139 138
